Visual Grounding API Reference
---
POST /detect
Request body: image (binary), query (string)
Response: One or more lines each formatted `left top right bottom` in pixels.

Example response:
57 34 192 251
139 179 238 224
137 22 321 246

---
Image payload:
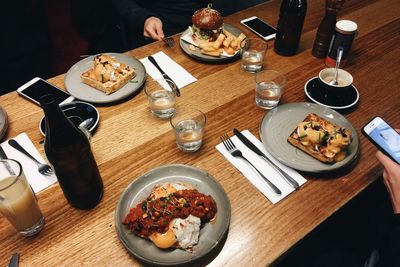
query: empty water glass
170 108 206 152
144 78 176 119
255 70 287 109
240 38 268 73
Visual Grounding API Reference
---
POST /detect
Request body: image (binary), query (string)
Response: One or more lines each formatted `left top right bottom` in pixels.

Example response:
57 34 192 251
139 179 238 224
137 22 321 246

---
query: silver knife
8 253 19 267
0 145 16 175
147 55 181 96
233 128 299 189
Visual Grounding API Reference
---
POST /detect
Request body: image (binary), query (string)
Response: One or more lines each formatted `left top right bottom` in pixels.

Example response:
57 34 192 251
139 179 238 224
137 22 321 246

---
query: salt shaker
325 20 358 68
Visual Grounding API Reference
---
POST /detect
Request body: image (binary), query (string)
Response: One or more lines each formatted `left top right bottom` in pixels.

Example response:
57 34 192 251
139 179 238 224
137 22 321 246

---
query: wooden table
1 0 399 266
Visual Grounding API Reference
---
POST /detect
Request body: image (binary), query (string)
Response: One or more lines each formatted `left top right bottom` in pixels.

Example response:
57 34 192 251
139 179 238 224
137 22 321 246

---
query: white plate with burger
180 5 246 63
115 164 231 266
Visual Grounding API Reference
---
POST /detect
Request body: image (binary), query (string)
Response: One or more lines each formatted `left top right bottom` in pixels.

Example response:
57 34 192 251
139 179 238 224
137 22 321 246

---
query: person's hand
376 129 400 213
144 16 164 41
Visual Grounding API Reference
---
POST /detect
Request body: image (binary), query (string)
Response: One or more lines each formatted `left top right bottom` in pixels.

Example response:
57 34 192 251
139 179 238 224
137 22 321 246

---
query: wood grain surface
1 0 399 266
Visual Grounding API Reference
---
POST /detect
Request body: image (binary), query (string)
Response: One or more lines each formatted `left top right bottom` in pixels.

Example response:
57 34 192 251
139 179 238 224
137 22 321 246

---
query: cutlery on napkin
216 130 307 204
140 51 197 90
1 133 57 193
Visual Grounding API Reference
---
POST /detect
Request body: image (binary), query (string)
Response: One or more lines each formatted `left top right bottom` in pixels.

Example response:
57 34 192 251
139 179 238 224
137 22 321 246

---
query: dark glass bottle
274 0 308 56
312 0 345 58
40 95 103 209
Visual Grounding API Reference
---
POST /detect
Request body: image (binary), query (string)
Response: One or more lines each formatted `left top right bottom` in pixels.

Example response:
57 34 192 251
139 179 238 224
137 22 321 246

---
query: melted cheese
295 118 351 162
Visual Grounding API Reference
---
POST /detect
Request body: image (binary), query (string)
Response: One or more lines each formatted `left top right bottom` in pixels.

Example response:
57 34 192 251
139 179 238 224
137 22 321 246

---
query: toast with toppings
287 113 352 163
81 54 135 95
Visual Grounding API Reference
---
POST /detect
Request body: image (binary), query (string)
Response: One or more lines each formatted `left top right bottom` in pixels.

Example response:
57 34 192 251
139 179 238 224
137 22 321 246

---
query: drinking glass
144 79 176 119
255 70 287 109
0 159 44 236
170 108 206 152
240 38 268 73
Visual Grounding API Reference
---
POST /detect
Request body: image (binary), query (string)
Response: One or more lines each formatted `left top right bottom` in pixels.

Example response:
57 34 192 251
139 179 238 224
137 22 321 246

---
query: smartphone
362 116 400 164
240 16 276 40
17 77 74 106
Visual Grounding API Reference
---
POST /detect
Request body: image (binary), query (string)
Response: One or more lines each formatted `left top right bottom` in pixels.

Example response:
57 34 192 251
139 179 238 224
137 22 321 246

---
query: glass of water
144 78 176 119
240 38 268 73
170 108 206 152
255 70 287 109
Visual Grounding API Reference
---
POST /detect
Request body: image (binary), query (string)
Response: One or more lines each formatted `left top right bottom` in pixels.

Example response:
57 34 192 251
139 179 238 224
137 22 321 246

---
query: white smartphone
362 116 400 164
17 77 75 106
240 16 276 40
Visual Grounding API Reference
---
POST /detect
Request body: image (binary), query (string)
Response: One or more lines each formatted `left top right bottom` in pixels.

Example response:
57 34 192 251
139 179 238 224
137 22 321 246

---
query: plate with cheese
65 53 146 104
259 102 360 173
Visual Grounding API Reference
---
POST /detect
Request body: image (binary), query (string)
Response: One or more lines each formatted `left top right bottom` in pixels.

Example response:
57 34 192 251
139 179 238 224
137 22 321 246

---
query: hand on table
144 16 164 41
376 129 400 214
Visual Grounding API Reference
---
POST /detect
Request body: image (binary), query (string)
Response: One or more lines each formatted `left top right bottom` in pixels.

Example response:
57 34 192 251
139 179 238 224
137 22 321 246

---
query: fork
221 133 281 195
8 139 53 176
162 36 175 48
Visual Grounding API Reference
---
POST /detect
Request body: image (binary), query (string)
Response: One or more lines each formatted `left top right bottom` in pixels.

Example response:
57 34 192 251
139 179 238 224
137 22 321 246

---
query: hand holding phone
17 77 74 106
362 117 400 164
240 16 276 40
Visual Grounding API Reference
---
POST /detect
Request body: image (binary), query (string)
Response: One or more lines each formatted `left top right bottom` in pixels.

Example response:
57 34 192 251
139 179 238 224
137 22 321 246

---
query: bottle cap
336 20 358 34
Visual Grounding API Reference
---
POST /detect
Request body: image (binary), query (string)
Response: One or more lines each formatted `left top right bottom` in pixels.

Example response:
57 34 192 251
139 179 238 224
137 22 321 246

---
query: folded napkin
1 133 57 193
140 51 197 89
216 130 307 204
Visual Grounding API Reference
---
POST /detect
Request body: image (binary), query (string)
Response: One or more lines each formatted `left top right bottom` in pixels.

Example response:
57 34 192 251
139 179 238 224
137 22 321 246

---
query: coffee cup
318 68 353 94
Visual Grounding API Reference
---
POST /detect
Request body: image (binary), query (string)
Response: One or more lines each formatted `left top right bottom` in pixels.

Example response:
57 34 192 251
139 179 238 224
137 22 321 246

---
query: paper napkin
140 51 197 89
1 133 57 193
216 130 307 204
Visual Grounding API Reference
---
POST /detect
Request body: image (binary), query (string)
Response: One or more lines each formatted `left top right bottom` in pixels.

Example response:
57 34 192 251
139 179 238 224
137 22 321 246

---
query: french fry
231 33 246 50
201 45 220 52
201 49 222 57
223 29 235 39
223 36 234 47
199 42 214 49
224 46 235 55
212 34 225 50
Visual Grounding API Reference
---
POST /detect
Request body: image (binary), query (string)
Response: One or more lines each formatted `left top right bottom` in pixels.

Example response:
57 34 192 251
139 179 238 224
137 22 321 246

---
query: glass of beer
0 159 44 236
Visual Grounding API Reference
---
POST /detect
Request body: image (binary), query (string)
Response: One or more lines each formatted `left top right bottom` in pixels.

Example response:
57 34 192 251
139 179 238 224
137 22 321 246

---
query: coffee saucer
304 77 359 110
39 101 99 136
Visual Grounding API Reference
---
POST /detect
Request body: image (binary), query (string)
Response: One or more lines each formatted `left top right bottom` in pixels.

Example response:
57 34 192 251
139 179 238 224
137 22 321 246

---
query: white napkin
1 133 57 193
216 130 307 204
140 51 197 89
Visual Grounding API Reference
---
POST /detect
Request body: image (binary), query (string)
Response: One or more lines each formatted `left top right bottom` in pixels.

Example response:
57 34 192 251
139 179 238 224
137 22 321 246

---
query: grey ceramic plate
115 164 231 266
259 102 360 173
65 53 146 104
179 24 244 63
0 107 8 141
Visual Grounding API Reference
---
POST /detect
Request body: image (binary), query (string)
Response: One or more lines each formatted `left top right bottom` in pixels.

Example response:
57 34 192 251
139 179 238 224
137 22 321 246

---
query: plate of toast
259 102 360 173
65 53 146 104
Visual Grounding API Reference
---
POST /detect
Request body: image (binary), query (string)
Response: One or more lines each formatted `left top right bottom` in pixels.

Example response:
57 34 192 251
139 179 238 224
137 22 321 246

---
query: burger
190 5 223 42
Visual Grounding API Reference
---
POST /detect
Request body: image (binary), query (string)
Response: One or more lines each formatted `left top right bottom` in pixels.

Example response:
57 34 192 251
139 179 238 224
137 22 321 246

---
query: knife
233 128 299 189
8 253 19 267
147 55 181 96
0 145 16 175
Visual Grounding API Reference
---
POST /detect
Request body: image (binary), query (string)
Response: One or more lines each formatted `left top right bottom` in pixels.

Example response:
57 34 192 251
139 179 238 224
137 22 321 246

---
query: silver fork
162 36 175 48
8 139 53 176
221 133 281 195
